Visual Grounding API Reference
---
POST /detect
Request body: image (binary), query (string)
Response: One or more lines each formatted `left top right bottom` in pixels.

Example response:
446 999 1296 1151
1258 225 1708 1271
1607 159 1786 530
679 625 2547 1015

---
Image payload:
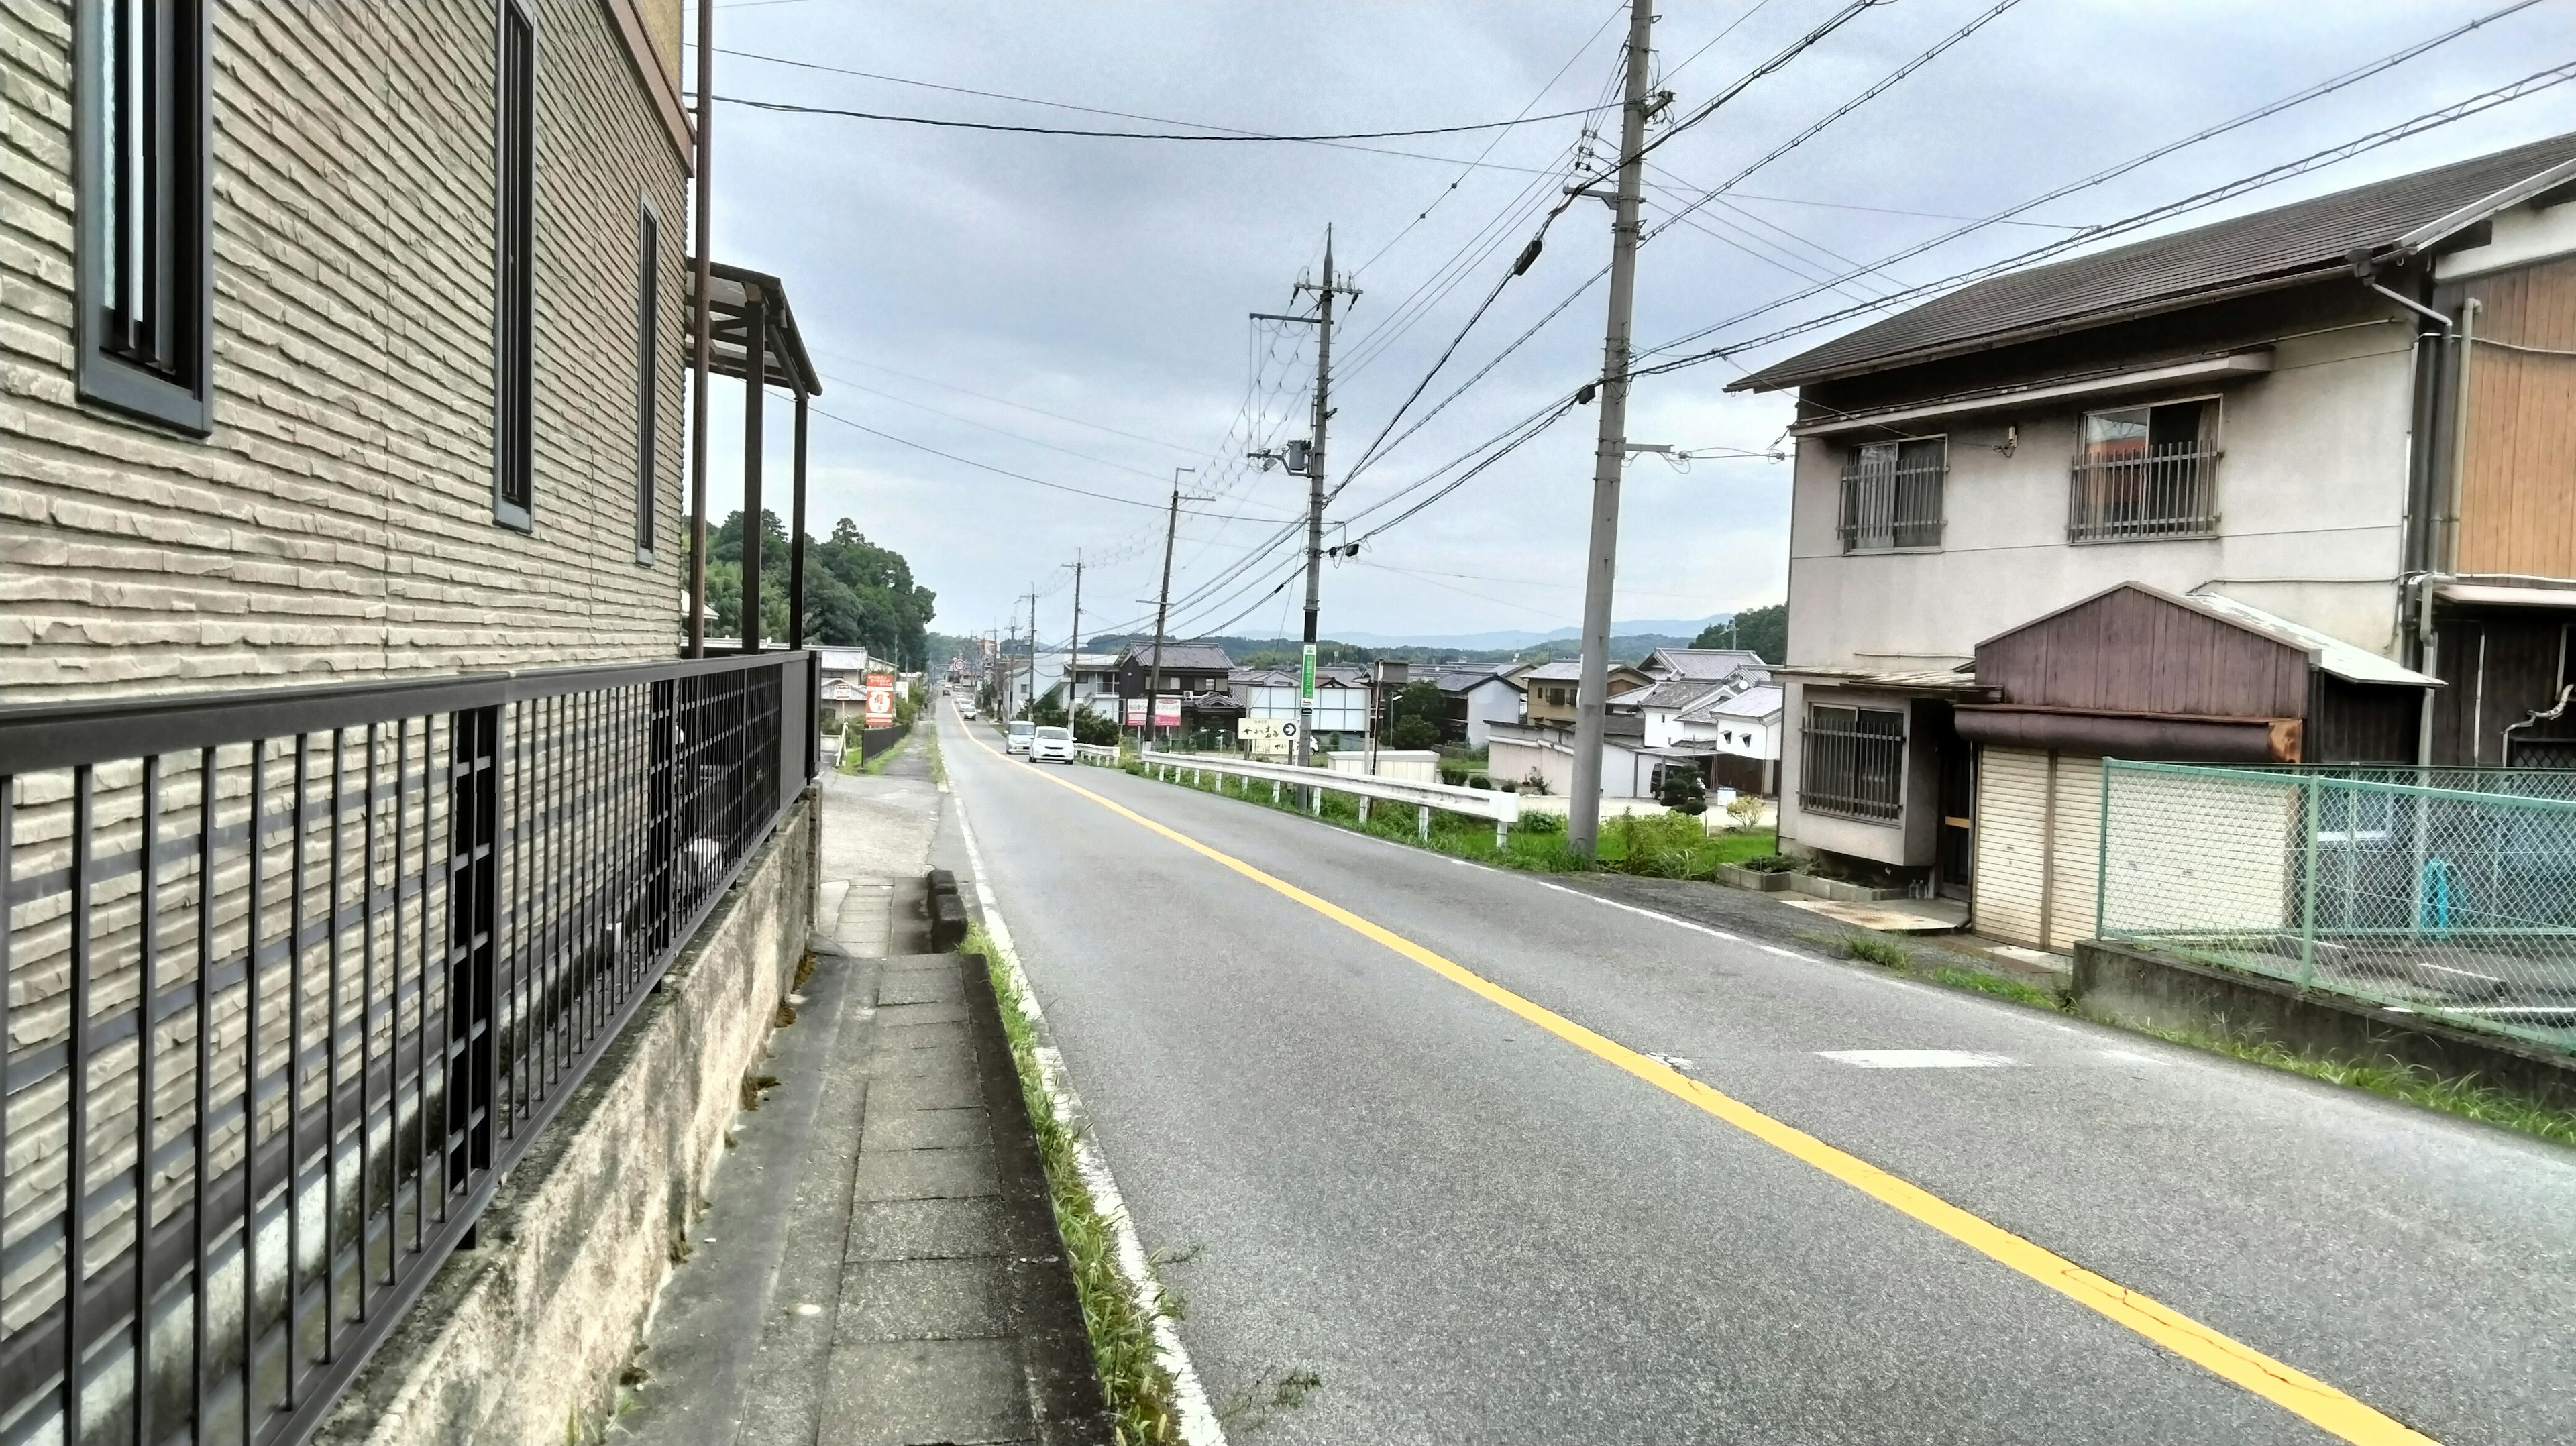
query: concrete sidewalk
611 748 1110 1445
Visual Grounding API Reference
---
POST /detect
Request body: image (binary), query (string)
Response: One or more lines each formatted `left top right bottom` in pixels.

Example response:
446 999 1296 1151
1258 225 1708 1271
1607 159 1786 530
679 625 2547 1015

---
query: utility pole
1028 588 1040 716
1288 229 1360 769
1065 551 1083 726
684 0 714 657
1148 467 1199 748
1569 0 1656 858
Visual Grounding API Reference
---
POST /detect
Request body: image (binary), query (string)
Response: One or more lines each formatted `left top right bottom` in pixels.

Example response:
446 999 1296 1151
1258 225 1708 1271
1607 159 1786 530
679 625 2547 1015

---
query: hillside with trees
702 510 936 669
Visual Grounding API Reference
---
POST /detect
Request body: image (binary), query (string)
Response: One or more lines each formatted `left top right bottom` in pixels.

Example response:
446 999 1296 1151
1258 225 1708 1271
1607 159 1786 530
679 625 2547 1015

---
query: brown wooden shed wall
1975 586 2308 718
2443 254 2576 579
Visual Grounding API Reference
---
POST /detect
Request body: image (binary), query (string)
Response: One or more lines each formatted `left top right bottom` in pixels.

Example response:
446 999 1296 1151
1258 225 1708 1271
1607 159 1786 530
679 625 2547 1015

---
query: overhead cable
709 93 1609 142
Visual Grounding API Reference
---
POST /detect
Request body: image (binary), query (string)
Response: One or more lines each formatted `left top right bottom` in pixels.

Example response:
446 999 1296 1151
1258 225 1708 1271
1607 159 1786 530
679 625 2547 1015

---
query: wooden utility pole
686 0 715 656
1569 0 1655 857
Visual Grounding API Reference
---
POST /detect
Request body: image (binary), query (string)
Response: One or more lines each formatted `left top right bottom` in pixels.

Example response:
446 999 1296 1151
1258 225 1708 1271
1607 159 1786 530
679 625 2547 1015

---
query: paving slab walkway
612 747 1109 1445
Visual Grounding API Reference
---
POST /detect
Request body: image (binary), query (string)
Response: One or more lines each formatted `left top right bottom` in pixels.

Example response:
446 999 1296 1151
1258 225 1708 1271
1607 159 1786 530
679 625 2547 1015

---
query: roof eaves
2390 154 2576 260
1729 262 2343 394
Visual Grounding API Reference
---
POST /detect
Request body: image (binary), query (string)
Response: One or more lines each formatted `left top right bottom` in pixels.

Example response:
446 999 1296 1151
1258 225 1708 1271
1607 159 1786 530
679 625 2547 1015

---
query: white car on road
1006 720 1034 754
1028 724 1073 764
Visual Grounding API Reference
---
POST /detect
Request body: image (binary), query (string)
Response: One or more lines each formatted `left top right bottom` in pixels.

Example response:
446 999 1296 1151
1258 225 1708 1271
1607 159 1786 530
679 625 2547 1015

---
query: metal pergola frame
686 258 822 656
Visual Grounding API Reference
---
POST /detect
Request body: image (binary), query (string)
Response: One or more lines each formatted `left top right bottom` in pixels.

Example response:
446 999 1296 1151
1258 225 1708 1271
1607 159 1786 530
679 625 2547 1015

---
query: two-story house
1117 639 1240 736
1734 133 2576 948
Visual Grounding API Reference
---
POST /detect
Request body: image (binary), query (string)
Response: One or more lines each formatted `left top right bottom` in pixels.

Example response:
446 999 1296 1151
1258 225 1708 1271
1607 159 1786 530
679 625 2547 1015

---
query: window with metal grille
2069 398 2220 541
76 0 212 433
1801 703 1905 822
633 201 660 559
1837 437 1945 551
493 0 537 530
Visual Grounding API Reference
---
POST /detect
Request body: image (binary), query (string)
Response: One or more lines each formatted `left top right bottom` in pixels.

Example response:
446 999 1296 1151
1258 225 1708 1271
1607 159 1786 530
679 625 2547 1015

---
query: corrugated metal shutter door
2047 755 2104 953
1973 747 2048 945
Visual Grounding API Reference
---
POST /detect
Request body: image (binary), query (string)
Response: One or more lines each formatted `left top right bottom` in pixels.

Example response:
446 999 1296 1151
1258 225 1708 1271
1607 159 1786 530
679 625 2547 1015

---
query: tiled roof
1121 641 1234 671
1644 647 1766 679
1733 131 2576 392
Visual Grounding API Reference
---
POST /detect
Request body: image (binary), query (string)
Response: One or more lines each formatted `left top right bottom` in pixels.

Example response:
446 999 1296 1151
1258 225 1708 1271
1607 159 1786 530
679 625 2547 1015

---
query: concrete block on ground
819 1338 1033 1446
837 1256 1016 1342
853 1145 1002 1203
844 1198 1014 1262
881 968 966 1006
863 1107 993 1153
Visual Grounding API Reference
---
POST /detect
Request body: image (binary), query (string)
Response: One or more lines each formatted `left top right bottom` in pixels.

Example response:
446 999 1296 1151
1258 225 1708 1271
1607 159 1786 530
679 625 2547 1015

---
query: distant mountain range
1329 616 1727 651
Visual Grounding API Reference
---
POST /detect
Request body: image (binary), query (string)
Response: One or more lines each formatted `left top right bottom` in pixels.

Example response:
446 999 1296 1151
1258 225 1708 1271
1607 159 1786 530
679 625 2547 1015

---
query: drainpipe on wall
2351 249 2462 767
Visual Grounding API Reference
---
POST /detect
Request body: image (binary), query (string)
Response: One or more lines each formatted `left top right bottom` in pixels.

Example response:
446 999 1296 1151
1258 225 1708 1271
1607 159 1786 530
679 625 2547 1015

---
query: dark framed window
633 199 660 561
1801 702 1905 822
1837 436 1945 552
74 0 213 434
492 0 537 531
2068 397 2221 542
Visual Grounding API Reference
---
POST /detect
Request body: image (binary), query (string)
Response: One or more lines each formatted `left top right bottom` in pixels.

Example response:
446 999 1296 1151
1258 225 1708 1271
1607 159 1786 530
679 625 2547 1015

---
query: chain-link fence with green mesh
2096 760 2576 1055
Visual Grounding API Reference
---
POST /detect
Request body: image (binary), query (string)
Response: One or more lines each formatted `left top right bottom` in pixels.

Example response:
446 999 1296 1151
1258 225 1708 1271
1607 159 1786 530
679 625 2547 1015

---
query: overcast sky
684 0 2574 649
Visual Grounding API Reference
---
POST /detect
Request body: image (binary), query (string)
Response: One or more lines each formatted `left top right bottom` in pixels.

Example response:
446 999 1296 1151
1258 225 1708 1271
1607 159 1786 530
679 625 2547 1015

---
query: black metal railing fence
0 650 813 1446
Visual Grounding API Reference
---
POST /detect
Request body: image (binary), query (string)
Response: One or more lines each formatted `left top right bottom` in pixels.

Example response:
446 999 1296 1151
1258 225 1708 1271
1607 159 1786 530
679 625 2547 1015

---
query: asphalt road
930 706 2576 1445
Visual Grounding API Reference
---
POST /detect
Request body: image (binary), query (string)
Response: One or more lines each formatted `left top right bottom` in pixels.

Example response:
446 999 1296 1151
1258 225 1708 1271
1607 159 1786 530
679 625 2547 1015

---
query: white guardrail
1071 742 1120 764
1138 747 1521 843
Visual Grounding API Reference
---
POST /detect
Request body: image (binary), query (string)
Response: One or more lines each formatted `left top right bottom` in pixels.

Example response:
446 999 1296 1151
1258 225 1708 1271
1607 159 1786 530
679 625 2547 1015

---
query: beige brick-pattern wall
0 0 691 704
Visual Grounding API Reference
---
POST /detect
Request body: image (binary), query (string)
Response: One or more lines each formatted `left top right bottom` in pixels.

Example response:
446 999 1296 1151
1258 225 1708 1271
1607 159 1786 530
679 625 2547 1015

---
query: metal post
1568 0 1655 858
2300 776 2322 987
1418 804 1430 842
739 294 766 653
686 0 714 658
789 390 808 649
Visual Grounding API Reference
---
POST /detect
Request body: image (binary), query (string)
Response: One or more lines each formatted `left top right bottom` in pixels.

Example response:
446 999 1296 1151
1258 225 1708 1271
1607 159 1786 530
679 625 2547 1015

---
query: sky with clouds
684 0 2575 649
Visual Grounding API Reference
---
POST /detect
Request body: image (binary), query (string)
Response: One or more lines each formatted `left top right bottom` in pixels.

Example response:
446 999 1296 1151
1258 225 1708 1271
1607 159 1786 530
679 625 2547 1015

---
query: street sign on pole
1153 695 1182 729
1124 696 1148 727
864 672 896 726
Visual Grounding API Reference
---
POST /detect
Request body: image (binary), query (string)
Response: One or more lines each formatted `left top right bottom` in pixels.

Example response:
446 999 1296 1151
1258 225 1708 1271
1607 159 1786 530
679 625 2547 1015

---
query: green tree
1695 603 1785 663
1385 679 1448 745
695 511 938 668
1071 706 1118 746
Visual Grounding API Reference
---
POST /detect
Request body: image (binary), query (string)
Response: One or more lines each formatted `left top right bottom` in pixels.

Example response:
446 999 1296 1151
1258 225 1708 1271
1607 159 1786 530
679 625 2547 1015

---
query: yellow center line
950 716 2437 1446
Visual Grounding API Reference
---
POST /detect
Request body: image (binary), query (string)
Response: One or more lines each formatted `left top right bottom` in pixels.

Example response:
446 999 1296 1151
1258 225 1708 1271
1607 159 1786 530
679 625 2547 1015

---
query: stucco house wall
1783 315 2416 673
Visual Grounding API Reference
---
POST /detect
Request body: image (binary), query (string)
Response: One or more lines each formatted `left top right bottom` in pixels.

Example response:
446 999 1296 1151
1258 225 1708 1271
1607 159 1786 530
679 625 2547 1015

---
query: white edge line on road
949 764 1228 1446
1132 769 2128 1048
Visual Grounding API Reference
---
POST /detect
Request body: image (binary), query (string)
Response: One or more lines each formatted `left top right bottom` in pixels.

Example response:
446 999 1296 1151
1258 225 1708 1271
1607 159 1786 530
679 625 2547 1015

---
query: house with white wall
1731 133 2576 944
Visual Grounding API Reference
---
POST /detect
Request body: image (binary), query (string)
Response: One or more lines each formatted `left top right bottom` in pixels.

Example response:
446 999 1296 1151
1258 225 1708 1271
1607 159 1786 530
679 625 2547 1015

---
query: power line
1346 0 2537 492
706 92 1608 142
805 348 1206 454
804 404 1301 520
1642 0 2553 350
1638 58 2576 373
1349 0 1629 280
1333 0 1911 492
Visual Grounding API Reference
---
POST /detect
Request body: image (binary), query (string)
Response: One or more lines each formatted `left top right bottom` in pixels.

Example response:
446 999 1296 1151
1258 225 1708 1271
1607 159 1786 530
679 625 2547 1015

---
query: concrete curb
2074 937 2576 1111
956 949 1123 1443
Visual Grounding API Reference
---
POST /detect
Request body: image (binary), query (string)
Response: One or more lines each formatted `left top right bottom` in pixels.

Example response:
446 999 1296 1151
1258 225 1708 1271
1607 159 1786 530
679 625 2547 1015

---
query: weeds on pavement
963 922 1185 1444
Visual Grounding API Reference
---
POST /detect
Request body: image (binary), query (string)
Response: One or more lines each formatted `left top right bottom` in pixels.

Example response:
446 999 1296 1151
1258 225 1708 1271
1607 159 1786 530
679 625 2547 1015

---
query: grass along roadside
1815 926 2576 1150
963 921 1186 1444
860 728 912 775
925 727 947 787
1125 757 1774 880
